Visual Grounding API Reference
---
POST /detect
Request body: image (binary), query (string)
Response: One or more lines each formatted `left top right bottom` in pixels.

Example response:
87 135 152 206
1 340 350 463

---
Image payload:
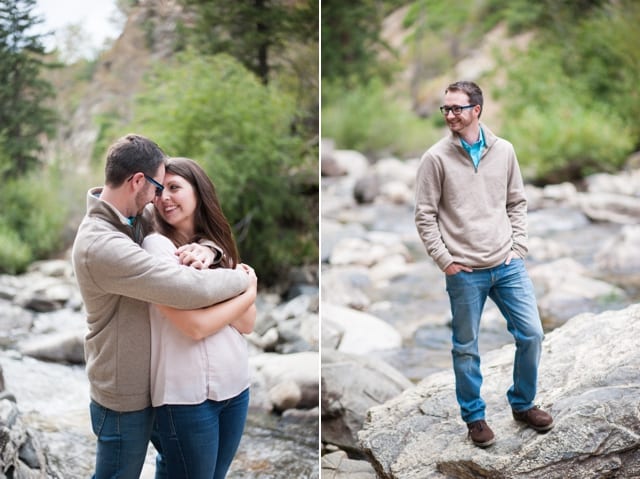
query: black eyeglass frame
439 104 477 116
140 174 164 196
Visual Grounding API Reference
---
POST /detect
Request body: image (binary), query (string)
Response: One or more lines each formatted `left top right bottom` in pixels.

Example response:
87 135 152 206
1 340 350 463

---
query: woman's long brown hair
154 157 240 269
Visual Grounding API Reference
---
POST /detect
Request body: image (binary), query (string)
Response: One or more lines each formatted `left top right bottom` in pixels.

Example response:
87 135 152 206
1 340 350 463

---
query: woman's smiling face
154 172 198 236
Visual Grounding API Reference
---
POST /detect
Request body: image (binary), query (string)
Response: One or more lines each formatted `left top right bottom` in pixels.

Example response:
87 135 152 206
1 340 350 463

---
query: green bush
502 103 633 183
571 1 640 141
0 169 69 274
0 223 32 275
128 50 317 285
494 40 635 184
322 77 438 158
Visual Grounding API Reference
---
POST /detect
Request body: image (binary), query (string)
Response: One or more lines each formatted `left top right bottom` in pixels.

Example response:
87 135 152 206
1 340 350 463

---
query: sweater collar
87 187 131 227
448 122 497 149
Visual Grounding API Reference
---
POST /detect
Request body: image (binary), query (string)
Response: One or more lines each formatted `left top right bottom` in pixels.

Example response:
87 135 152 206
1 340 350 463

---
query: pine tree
178 0 318 85
0 0 56 178
321 0 396 84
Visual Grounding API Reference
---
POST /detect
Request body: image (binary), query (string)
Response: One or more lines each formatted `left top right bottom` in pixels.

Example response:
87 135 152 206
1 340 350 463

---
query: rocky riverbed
320 143 640 478
0 260 319 478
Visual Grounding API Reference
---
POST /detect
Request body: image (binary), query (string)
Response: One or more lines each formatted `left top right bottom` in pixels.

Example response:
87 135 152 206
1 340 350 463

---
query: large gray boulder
322 450 378 478
322 349 413 455
359 304 640 478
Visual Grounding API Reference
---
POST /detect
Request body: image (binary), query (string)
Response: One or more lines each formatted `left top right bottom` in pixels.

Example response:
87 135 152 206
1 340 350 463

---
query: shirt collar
460 127 485 150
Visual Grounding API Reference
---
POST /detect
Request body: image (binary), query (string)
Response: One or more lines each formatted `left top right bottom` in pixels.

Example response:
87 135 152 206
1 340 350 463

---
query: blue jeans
153 388 250 479
89 400 167 479
445 259 544 423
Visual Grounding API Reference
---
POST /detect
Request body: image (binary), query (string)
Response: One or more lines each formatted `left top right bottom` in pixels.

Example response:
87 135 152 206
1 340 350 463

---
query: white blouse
142 233 250 406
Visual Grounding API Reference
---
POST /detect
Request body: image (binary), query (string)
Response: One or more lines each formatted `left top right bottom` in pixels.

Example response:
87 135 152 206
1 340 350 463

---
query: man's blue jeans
445 259 544 424
89 400 167 479
153 388 250 479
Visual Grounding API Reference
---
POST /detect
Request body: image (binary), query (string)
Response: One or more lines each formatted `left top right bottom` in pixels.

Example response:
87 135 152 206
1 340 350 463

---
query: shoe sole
513 417 554 433
530 421 554 432
471 437 496 448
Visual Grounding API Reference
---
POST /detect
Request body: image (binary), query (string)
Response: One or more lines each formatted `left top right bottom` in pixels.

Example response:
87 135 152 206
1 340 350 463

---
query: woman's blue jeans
89 400 167 479
153 388 250 479
445 259 544 424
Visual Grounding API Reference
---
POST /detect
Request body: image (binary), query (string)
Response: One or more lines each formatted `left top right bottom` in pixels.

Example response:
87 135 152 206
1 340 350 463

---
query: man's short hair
104 134 167 187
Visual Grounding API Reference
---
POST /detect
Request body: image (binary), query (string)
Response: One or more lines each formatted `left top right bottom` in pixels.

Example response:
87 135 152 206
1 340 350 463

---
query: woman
142 157 257 478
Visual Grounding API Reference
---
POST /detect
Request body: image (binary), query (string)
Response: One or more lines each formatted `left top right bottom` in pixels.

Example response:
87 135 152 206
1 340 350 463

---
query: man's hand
444 262 473 275
176 243 216 269
504 250 519 265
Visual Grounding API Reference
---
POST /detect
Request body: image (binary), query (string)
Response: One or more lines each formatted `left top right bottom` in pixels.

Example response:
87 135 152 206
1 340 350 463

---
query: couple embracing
72 134 255 478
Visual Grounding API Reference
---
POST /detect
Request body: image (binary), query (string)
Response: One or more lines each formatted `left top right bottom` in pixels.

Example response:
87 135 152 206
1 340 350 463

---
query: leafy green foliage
500 101 633 183
492 0 638 183
484 0 606 35
322 78 438 158
0 224 31 275
0 167 68 274
175 0 319 174
0 0 57 178
130 50 316 285
0 0 64 273
323 0 638 184
321 0 398 84
178 0 318 85
570 1 640 142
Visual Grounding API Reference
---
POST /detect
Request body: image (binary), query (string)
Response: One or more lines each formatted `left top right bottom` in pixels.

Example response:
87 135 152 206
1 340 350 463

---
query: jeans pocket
89 400 107 436
445 270 470 294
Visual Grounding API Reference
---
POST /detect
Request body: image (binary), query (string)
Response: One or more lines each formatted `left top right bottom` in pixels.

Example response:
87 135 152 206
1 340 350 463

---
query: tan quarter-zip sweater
414 124 528 271
71 188 249 412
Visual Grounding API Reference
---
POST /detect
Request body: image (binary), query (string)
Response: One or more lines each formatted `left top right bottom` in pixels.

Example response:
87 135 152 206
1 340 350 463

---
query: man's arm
505 150 529 259
414 154 454 271
85 233 249 310
149 239 257 339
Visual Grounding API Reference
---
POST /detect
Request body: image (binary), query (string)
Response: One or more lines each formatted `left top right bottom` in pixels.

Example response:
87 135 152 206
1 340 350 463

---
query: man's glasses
143 174 164 197
439 104 476 116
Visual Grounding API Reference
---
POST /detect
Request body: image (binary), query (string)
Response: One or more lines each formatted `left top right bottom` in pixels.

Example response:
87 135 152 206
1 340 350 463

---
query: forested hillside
322 0 639 184
0 0 318 286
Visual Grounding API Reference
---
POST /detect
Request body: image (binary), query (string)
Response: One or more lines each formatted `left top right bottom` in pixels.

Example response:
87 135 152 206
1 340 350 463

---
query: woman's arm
156 286 255 340
155 265 258 340
230 303 257 334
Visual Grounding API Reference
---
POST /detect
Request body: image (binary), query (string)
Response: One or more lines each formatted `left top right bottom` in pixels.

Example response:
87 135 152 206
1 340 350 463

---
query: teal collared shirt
460 127 485 169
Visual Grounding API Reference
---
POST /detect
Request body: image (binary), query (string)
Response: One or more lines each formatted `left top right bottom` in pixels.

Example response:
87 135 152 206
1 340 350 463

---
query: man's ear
130 172 145 191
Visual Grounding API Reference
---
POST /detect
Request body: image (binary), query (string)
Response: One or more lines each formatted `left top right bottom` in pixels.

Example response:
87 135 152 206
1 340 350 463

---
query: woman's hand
175 243 217 269
231 263 257 333
237 263 257 288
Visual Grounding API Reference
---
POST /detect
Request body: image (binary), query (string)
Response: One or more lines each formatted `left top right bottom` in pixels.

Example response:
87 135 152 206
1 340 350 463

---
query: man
72 134 253 478
414 81 553 448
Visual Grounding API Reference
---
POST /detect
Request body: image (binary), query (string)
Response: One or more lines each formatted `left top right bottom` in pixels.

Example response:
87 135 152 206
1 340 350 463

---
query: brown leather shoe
467 419 495 447
512 406 554 432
